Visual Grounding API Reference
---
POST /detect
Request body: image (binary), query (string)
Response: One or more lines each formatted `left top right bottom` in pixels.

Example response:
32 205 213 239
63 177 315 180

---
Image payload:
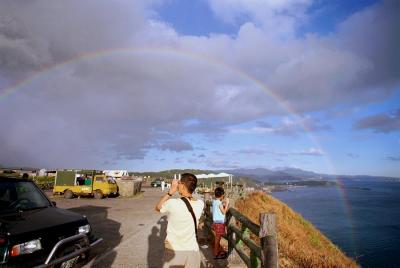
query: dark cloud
354 109 400 133
346 153 360 159
0 0 398 168
385 155 400 162
236 147 326 157
293 148 325 156
237 148 267 155
206 159 240 169
234 116 331 136
158 140 194 152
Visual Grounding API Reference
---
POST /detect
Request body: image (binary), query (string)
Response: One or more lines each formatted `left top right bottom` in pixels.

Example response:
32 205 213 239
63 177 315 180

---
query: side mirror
52 201 57 207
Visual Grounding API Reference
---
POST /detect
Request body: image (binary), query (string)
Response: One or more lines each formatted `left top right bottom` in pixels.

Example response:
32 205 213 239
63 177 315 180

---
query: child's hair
214 186 225 198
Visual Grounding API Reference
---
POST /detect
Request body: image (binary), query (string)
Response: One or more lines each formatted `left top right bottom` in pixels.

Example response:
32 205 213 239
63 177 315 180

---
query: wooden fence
204 200 278 268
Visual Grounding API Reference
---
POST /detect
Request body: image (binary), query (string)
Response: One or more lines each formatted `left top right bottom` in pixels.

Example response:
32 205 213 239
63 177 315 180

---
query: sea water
272 180 400 268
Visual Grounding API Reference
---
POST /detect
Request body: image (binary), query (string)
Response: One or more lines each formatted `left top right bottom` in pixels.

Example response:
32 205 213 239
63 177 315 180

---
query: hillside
235 192 358 268
225 167 400 183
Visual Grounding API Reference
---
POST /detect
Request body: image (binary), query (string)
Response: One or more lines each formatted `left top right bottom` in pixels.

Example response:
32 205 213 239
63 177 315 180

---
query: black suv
0 176 102 267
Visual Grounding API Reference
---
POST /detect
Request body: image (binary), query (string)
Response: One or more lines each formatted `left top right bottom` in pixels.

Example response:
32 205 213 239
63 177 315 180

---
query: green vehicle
53 170 118 199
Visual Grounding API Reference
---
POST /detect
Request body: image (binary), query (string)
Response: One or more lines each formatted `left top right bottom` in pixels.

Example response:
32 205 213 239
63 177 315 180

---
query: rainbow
0 46 357 252
0 47 334 169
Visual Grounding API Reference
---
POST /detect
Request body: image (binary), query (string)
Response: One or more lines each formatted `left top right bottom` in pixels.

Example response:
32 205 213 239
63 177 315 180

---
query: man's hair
180 173 197 194
214 186 225 198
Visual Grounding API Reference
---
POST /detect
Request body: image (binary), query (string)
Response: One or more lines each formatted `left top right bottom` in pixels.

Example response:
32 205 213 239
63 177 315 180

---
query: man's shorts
163 248 200 268
212 223 225 236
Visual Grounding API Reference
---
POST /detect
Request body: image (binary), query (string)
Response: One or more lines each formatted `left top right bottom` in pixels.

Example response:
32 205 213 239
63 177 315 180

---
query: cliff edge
235 192 358 268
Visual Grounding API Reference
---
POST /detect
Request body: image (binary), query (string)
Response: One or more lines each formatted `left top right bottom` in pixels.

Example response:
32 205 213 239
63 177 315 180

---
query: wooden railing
204 200 278 268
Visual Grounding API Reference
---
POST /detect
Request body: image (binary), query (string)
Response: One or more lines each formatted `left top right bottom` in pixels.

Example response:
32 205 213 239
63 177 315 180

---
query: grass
235 192 359 268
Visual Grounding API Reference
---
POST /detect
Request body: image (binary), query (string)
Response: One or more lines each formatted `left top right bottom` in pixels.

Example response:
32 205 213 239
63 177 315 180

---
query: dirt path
49 187 242 267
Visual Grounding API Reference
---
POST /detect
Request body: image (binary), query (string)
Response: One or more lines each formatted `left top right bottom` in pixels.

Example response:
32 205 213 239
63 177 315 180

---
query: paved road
50 187 243 267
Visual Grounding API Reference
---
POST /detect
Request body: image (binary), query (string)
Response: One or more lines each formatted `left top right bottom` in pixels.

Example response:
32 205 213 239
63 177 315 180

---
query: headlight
10 239 42 257
78 224 90 234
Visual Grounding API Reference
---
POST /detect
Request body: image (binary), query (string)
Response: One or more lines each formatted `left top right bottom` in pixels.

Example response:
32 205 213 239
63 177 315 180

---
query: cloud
384 155 400 162
236 146 326 157
293 147 326 156
0 0 398 168
236 148 267 155
354 109 400 133
207 0 312 38
206 159 240 169
157 140 194 152
232 116 331 136
346 153 360 159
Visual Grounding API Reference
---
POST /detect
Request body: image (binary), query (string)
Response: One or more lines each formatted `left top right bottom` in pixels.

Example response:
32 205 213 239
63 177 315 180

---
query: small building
196 172 233 189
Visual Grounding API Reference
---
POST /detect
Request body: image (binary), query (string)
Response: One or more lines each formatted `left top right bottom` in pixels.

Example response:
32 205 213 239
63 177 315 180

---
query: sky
0 0 399 177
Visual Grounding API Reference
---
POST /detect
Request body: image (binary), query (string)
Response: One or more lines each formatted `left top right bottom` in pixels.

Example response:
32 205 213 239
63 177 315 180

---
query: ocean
271 180 400 268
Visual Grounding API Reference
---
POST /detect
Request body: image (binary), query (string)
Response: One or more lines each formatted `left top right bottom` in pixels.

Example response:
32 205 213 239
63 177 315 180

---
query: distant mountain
272 167 322 178
224 167 399 183
224 167 325 183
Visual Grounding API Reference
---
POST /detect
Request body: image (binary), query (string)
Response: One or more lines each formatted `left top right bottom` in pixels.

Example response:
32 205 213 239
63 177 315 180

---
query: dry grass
235 192 359 268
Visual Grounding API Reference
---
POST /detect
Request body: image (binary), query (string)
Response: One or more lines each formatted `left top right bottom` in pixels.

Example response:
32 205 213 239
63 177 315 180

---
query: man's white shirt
160 198 204 251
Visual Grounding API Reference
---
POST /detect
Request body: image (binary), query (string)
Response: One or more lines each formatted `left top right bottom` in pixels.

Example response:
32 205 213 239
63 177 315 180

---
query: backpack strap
180 197 198 241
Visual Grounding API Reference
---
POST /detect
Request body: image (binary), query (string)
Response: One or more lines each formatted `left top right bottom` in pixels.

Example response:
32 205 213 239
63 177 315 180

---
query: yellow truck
53 170 118 199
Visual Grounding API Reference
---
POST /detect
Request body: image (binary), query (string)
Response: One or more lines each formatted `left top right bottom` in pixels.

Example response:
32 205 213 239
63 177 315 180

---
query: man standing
161 180 165 192
155 173 204 268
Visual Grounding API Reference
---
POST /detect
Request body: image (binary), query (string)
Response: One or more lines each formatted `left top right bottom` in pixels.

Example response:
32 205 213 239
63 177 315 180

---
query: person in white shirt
155 173 204 268
161 180 165 192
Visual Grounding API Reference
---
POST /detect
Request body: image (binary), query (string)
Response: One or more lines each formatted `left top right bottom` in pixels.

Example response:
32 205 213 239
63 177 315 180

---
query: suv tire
64 189 74 199
94 190 103 199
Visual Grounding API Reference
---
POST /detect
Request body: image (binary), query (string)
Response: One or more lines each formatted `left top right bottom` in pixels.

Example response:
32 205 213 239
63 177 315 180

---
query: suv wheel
64 190 74 199
94 190 103 199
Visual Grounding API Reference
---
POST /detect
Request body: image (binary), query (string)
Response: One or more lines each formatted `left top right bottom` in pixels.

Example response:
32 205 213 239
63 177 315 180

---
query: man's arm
155 178 178 212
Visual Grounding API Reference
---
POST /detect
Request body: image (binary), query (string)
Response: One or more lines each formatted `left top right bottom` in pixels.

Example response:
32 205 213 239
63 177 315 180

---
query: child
212 187 230 259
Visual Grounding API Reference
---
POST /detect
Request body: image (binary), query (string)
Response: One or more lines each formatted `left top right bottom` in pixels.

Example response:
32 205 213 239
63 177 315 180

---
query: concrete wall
116 179 142 197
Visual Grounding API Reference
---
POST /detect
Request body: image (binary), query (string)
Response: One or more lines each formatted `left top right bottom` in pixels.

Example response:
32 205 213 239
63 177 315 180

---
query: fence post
248 223 260 268
259 213 278 268
226 212 234 255
203 198 211 236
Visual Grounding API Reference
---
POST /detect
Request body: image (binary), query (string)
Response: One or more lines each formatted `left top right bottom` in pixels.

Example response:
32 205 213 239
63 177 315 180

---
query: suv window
0 181 51 213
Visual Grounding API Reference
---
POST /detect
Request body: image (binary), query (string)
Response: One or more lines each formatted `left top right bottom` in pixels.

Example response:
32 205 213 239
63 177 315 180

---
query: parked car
0 176 102 267
151 179 162 187
53 170 118 199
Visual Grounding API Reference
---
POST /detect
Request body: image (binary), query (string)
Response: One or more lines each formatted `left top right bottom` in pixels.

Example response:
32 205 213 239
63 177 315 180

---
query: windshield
0 181 51 213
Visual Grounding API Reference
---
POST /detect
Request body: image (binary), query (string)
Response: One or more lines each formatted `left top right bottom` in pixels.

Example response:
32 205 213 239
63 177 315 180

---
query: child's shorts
212 223 225 236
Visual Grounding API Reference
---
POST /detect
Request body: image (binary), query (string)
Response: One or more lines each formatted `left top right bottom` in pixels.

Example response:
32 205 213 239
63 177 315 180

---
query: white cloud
232 146 326 157
231 116 331 136
207 0 312 38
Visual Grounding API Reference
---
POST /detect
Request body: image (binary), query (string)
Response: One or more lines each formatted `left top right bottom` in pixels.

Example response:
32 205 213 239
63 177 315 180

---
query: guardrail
204 200 278 268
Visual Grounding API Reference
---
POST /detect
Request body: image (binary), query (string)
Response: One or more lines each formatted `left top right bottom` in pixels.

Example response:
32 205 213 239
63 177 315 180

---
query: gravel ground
47 187 244 268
